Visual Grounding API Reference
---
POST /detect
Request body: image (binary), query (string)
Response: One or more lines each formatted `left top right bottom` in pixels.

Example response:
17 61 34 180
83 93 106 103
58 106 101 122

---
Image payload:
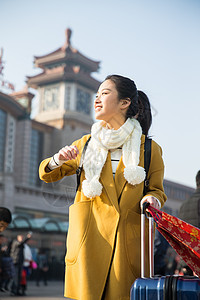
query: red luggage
20 269 27 285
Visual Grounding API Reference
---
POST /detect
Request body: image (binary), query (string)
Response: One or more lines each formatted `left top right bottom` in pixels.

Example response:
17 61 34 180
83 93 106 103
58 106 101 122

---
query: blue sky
1 0 200 187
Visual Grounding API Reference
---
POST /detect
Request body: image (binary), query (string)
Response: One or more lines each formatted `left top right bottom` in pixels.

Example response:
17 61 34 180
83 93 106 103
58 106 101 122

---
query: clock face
18 97 28 108
76 88 91 115
43 86 59 111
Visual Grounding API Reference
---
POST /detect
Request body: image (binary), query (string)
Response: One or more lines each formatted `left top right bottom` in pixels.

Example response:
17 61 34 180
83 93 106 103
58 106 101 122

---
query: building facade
0 29 195 265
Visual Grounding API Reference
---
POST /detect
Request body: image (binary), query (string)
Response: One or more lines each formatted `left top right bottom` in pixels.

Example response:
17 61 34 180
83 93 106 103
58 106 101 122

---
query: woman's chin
95 113 102 120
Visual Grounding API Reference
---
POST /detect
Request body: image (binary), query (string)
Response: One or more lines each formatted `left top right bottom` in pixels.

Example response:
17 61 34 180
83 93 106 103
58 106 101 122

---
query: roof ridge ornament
62 28 72 51
66 28 72 45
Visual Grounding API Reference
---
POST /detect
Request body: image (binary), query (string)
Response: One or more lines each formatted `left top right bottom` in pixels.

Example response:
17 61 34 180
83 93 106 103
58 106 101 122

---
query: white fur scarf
82 118 145 198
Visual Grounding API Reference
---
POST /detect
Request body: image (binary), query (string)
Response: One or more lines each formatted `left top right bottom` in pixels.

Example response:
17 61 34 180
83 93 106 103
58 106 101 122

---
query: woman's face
94 80 128 128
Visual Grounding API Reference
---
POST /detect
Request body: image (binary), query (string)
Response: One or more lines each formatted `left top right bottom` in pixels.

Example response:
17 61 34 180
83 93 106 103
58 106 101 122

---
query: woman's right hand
56 145 79 162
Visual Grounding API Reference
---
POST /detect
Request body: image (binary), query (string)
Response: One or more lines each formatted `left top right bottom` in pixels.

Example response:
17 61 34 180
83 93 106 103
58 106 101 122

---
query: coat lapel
100 152 119 212
115 158 127 199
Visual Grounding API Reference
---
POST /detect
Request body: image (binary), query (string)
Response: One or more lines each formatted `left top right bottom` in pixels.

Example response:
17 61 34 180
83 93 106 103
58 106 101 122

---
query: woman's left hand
140 196 160 211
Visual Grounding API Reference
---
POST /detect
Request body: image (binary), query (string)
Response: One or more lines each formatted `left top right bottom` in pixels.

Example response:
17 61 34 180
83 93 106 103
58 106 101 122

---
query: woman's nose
95 95 100 103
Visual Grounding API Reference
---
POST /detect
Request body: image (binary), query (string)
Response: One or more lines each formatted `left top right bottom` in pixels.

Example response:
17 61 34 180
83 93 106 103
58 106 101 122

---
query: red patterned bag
148 205 200 277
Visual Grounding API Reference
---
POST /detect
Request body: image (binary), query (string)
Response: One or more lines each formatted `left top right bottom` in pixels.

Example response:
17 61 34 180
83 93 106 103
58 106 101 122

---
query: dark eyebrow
102 88 112 91
96 88 112 94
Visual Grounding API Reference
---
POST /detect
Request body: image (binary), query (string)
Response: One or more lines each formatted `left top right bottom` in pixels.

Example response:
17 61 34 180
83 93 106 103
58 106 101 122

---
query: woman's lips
95 106 102 112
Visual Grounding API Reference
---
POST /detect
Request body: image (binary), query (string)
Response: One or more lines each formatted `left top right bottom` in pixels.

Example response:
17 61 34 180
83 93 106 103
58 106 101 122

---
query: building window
65 85 71 110
76 88 91 115
0 109 7 172
5 116 15 173
29 129 43 186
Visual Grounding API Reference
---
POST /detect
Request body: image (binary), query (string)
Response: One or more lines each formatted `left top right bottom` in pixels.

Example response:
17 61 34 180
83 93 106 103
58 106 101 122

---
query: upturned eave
34 46 100 73
27 72 101 91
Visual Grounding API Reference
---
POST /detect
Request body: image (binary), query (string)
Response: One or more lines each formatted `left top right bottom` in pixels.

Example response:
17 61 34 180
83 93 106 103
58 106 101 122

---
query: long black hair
105 75 152 136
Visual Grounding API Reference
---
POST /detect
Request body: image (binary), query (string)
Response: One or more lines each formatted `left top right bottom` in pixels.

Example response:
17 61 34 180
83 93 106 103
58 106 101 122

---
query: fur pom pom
124 165 146 185
82 178 103 199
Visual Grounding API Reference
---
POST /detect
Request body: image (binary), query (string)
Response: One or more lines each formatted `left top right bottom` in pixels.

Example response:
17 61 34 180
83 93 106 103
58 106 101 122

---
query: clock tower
27 28 101 143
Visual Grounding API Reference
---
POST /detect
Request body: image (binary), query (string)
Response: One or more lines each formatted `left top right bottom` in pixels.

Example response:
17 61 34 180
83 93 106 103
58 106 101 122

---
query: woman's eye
102 92 107 95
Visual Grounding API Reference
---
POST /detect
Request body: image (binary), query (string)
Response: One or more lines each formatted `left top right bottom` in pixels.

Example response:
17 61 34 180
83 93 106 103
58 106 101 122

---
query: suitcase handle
141 202 154 278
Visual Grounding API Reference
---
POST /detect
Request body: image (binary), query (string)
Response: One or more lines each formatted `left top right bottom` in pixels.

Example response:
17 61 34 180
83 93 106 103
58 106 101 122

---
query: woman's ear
120 98 131 110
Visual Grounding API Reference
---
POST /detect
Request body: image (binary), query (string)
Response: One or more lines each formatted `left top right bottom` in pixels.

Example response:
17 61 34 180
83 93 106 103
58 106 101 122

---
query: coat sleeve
142 140 167 208
39 135 90 183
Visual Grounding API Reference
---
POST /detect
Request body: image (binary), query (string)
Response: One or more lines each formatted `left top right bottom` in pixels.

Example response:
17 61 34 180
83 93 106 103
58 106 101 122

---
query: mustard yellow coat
39 134 167 300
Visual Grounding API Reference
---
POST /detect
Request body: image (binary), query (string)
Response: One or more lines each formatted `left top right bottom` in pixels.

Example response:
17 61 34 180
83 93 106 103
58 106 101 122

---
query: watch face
43 86 59 111
76 88 91 115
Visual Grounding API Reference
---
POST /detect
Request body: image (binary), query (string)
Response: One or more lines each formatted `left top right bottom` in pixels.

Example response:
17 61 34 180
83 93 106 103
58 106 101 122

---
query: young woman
39 75 167 300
